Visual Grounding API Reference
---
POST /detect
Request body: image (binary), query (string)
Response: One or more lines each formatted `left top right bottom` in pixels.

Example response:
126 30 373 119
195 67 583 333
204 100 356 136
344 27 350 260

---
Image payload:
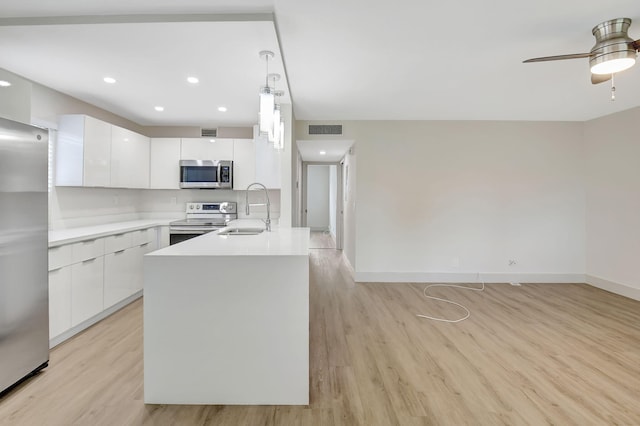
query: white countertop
49 219 170 247
148 221 310 257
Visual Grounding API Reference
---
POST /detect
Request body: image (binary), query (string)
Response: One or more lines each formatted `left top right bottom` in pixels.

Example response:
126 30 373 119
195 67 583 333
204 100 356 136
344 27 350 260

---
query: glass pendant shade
259 86 275 133
276 120 285 150
272 105 281 144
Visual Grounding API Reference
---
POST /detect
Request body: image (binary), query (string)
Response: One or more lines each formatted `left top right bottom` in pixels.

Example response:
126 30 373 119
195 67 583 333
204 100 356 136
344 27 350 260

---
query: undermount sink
218 227 265 236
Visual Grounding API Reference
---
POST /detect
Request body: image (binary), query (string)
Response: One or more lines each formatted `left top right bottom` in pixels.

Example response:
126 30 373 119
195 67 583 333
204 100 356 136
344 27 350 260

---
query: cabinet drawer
104 232 133 253
71 238 105 263
131 228 153 246
49 267 72 338
49 245 73 271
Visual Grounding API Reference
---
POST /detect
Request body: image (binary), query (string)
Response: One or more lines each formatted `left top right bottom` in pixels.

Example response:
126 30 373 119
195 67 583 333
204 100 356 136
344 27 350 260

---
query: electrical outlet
508 259 516 266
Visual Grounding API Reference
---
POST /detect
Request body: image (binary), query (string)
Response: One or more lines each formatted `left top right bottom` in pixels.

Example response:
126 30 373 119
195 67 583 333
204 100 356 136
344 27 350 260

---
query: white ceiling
297 140 353 162
0 0 639 126
0 19 289 127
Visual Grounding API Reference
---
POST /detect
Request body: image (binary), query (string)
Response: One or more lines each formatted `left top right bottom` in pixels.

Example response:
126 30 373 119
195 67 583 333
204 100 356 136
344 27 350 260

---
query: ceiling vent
201 128 218 138
308 124 342 135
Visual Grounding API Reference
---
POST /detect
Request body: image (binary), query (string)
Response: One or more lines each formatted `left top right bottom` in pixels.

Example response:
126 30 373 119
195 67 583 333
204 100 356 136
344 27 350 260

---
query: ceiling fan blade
523 53 591 63
591 73 611 85
633 39 640 50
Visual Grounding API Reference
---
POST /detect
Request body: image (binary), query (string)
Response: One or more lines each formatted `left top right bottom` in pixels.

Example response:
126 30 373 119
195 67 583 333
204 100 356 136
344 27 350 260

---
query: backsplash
49 186 281 229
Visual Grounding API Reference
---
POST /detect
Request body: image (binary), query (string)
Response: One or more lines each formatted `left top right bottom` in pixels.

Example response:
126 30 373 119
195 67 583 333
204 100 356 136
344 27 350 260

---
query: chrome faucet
245 182 271 231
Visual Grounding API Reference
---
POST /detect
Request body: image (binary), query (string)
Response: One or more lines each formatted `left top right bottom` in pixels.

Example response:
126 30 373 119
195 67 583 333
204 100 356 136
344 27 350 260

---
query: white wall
342 149 357 269
0 68 31 124
306 165 330 231
298 120 586 283
329 165 337 238
585 107 640 300
279 103 293 227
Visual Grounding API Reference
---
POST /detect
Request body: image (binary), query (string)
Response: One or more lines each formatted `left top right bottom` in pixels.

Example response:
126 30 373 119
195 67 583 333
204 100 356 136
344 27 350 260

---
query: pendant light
276 120 285 151
269 73 281 145
258 51 275 134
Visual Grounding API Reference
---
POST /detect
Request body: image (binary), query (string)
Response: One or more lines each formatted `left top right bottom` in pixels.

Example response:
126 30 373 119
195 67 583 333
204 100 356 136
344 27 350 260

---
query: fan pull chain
611 74 616 101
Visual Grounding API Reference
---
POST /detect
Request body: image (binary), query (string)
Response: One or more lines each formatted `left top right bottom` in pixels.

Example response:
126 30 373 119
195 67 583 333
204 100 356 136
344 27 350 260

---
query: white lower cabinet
104 248 137 309
49 225 160 346
70 256 104 327
48 267 72 339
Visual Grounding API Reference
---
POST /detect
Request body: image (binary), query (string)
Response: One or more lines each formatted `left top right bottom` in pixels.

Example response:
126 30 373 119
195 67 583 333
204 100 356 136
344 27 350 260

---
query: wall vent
308 124 342 135
201 128 218 138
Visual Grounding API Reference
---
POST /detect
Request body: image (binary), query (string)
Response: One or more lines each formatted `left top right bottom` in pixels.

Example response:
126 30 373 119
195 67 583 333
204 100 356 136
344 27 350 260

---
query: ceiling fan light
590 56 636 74
259 86 274 133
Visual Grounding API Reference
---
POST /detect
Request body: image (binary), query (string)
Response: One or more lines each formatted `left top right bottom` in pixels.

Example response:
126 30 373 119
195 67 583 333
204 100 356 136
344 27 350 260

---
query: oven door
169 227 217 245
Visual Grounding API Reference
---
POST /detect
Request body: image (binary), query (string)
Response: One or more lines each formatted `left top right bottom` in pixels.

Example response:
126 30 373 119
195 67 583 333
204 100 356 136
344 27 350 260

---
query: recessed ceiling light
0 80 11 87
103 77 116 84
154 106 164 112
218 106 227 112
209 139 216 143
187 76 199 84
320 151 327 155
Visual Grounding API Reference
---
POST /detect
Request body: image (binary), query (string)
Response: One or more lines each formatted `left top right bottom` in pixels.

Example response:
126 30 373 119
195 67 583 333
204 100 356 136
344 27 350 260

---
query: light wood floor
310 231 336 249
1 249 640 425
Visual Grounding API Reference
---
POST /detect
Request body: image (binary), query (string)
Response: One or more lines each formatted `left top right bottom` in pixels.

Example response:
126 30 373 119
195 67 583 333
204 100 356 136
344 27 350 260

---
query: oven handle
169 228 217 235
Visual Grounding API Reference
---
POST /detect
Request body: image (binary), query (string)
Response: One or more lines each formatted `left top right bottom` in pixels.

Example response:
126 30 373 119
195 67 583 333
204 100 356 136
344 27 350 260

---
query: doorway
302 162 343 250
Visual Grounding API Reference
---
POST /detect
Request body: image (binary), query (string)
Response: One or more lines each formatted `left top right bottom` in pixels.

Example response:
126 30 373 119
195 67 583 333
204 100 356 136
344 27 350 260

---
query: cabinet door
110 126 133 188
255 135 281 189
150 138 181 189
49 266 72 339
104 249 136 309
83 116 112 187
134 242 154 292
71 257 104 326
181 138 234 160
131 132 150 188
56 114 111 187
233 138 255 190
111 126 150 188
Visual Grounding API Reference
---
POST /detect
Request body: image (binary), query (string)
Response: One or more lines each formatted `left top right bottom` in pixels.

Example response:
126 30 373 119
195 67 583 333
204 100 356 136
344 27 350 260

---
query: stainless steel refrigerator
0 116 49 396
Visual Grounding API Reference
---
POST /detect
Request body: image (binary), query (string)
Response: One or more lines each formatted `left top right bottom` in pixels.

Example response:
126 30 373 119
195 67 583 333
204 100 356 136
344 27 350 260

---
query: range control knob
189 205 194 210
196 205 201 209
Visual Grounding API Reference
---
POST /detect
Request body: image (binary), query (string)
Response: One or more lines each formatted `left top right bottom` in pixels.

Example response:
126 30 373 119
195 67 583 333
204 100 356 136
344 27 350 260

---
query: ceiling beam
0 13 274 26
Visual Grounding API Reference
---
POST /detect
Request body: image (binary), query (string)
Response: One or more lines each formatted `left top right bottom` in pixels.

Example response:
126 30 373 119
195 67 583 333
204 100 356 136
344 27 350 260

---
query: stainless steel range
169 202 237 245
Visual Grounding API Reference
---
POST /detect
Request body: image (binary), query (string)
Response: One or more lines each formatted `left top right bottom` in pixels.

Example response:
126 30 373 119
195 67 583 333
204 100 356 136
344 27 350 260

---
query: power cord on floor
416 273 485 323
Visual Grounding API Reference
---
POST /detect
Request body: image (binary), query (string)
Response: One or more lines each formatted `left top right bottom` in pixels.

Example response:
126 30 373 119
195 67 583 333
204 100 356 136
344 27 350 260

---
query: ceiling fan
524 18 640 85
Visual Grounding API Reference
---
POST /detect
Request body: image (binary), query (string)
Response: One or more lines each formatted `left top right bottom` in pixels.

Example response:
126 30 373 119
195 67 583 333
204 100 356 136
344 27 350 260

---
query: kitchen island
143 224 309 405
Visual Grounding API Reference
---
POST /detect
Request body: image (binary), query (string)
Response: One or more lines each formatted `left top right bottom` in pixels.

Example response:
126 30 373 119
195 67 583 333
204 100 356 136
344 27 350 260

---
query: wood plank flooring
310 231 336 249
1 248 640 425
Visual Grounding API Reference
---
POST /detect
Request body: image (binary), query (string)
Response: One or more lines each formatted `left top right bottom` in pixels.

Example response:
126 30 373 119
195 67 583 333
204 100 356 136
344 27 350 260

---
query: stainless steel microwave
179 160 233 189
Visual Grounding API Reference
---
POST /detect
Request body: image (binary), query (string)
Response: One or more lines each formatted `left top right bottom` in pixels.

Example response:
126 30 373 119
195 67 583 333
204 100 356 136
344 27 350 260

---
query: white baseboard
585 275 640 302
49 291 143 349
354 271 585 284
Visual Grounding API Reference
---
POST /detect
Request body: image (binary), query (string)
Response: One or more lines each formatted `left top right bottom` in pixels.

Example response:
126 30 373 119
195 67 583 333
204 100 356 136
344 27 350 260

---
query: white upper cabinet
110 125 150 188
232 139 255 190
180 138 234 161
56 115 112 187
232 134 281 190
150 138 181 189
254 134 281 189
